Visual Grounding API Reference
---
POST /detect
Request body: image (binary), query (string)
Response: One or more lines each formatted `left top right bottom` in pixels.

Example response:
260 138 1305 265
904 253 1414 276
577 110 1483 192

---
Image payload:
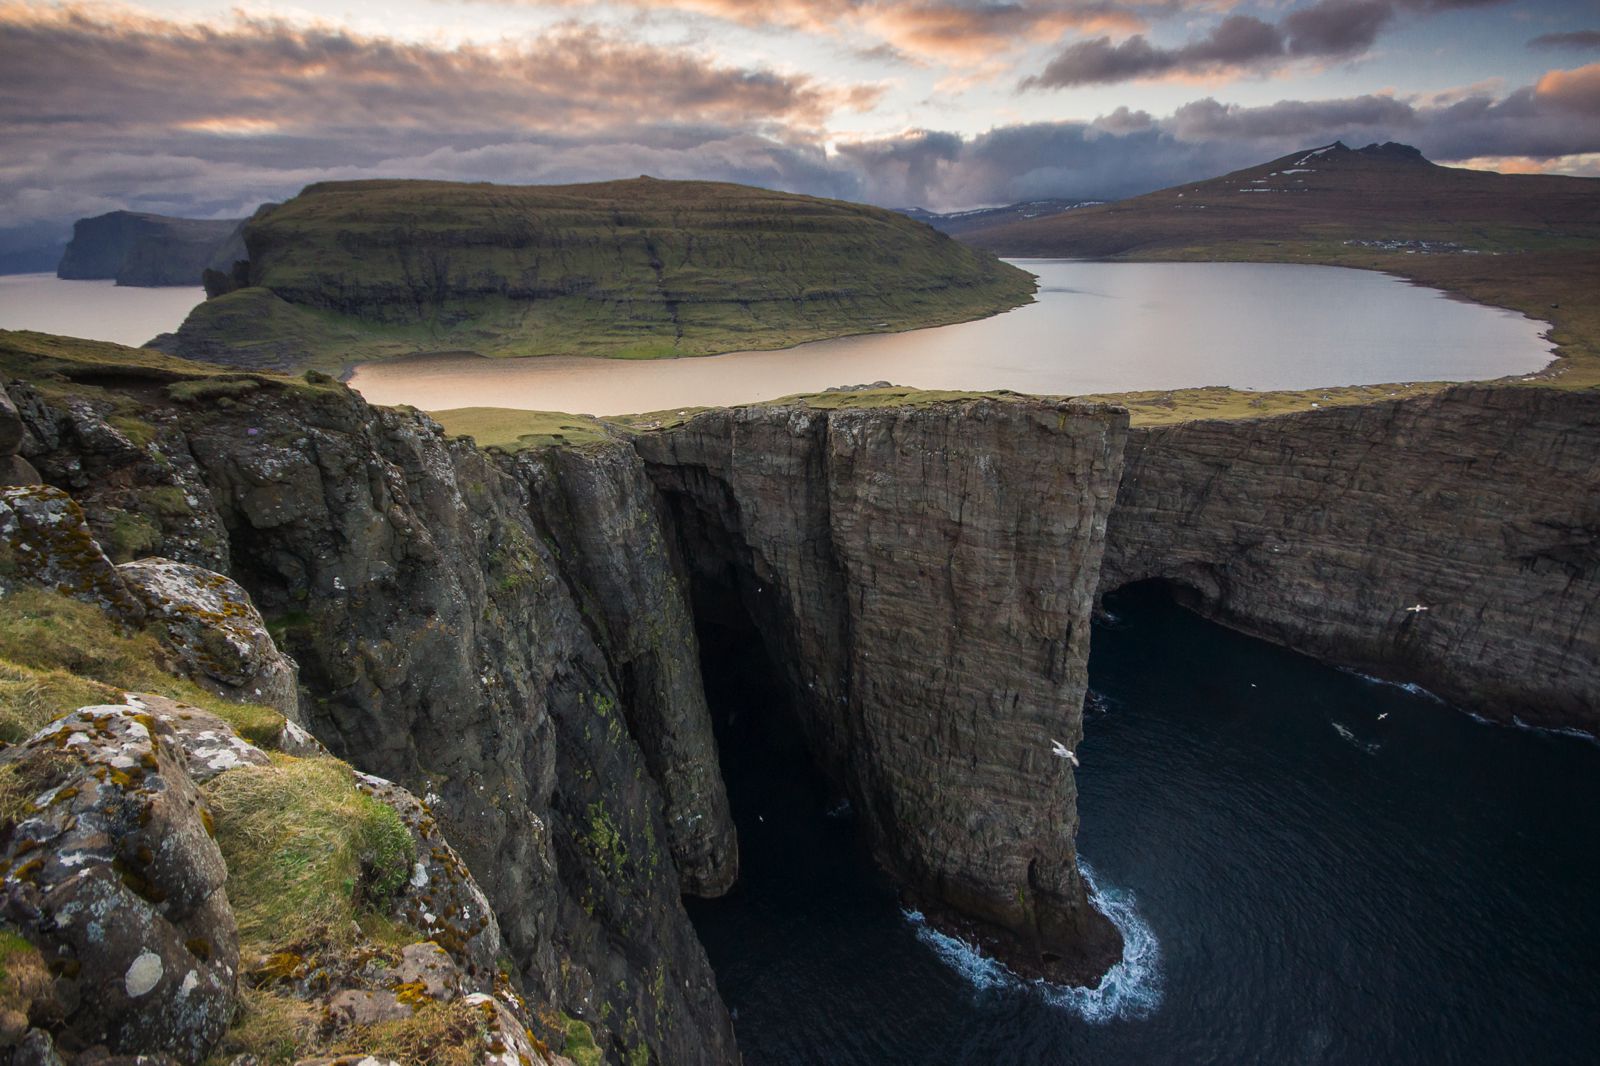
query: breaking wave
903 861 1163 1024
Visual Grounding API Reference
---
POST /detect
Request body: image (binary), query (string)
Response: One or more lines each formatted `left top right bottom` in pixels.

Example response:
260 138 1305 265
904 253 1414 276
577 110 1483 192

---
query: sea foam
903 860 1163 1023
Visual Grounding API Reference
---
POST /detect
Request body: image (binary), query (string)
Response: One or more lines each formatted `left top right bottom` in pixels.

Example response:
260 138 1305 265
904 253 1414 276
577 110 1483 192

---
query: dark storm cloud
1528 30 1600 50
1018 0 1502 89
0 2 1594 264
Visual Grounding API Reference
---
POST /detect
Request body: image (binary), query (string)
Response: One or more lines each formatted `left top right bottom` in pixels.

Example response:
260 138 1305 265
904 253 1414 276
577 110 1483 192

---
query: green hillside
163 177 1035 372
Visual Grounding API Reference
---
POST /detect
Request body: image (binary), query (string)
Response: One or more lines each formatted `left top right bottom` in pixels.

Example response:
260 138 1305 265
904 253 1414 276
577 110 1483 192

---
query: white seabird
1051 739 1080 767
1377 713 1389 721
1406 604 1429 613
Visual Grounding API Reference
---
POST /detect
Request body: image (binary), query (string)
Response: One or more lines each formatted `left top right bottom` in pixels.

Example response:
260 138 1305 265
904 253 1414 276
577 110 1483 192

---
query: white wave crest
1337 667 1446 703
903 861 1163 1023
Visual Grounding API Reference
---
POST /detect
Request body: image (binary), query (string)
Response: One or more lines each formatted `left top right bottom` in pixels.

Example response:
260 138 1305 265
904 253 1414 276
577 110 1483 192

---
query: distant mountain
57 211 246 287
162 177 1035 371
957 142 1600 258
896 199 1106 237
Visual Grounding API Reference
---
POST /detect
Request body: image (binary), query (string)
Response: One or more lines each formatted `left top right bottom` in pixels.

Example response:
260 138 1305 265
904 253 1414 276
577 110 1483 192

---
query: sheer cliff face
56 211 242 287
12 380 738 1066
1101 385 1600 731
635 400 1129 982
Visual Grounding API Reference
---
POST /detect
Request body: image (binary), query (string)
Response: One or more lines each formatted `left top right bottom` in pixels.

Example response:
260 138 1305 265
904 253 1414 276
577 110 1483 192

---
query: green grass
168 176 1036 372
0 587 286 747
201 754 415 953
560 1013 604 1066
427 407 615 450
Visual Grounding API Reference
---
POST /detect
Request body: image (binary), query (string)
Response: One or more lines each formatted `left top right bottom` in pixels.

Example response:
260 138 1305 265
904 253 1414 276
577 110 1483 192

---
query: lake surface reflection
348 261 1552 416
0 274 203 347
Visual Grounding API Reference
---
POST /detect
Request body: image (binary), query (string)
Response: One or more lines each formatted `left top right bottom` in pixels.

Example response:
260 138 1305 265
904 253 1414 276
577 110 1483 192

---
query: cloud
1528 30 1600 50
1023 0 1405 88
0 0 1595 259
508 0 1149 63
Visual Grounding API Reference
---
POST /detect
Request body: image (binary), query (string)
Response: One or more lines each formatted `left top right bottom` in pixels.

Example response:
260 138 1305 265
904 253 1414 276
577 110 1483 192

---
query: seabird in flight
1051 739 1080 767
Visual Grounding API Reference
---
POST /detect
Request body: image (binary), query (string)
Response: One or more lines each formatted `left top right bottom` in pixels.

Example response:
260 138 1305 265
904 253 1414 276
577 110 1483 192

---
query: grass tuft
201 755 415 955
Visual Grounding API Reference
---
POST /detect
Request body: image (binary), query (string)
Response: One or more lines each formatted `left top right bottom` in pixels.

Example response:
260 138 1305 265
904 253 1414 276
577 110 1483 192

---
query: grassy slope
170 177 1036 371
958 143 1600 421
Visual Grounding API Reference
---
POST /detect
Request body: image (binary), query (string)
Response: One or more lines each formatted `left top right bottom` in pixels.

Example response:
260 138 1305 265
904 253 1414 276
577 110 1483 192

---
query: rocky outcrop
0 486 144 619
0 704 240 1064
117 559 300 721
636 399 1129 983
514 442 737 898
1100 384 1600 731
56 213 243 288
7 375 738 1064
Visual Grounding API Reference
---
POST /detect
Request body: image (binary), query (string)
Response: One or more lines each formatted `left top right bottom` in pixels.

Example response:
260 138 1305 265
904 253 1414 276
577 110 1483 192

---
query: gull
1377 713 1389 721
1051 740 1080 767
1406 604 1429 613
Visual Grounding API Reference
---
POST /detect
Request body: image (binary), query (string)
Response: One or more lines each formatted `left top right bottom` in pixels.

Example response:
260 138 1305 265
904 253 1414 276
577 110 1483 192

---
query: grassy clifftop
164 177 1035 371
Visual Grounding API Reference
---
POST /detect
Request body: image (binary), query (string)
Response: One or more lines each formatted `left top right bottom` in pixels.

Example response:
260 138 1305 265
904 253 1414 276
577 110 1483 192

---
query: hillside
960 142 1600 257
960 142 1600 399
56 210 245 287
897 198 1104 236
163 177 1035 372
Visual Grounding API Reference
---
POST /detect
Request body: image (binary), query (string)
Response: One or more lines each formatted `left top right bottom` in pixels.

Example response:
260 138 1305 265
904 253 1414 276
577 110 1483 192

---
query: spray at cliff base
903 861 1163 1023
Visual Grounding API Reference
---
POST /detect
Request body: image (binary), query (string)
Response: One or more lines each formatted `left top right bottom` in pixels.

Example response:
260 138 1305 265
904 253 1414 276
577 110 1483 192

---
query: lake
347 261 1553 416
0 273 203 347
685 584 1600 1065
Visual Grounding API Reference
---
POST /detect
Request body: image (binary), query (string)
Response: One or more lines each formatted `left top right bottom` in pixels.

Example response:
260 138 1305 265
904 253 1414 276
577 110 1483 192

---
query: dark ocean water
685 585 1600 1065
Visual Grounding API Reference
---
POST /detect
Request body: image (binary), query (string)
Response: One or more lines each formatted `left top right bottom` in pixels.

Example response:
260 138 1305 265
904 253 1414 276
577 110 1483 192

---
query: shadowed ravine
685 583 1600 1065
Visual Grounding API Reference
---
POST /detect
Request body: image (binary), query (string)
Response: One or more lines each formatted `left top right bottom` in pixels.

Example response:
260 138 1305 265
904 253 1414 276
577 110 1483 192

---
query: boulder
0 382 23 456
123 695 272 783
0 455 41 487
0 705 239 1064
117 559 299 720
351 775 502 987
0 486 143 619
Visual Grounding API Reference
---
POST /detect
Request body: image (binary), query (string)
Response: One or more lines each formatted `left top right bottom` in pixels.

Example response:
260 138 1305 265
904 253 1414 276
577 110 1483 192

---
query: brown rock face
636 399 1129 983
1100 385 1600 731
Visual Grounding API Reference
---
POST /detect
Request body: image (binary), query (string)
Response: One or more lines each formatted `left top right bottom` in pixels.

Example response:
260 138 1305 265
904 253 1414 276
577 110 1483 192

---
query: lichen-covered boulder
123 696 272 784
0 486 142 619
117 559 299 720
0 705 239 1064
352 774 502 987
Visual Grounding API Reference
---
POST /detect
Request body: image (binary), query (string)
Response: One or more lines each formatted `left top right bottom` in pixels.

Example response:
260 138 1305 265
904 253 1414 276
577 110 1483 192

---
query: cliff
1101 384 1600 731
3 330 1132 1059
6 325 1597 1062
159 177 1035 371
56 211 245 287
635 400 1128 982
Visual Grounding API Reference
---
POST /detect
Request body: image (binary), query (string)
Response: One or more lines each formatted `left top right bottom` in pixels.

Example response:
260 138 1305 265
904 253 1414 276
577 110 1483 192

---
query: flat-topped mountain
959 142 1600 258
57 210 246 287
164 177 1035 371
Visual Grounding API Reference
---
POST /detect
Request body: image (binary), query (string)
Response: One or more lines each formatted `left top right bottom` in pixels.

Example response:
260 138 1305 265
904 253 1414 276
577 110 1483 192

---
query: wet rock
117 559 299 720
0 486 143 619
0 704 239 1064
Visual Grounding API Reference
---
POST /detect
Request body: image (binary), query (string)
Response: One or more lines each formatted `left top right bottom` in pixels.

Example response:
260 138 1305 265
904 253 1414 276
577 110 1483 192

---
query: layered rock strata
1100 384 1600 731
635 400 1129 982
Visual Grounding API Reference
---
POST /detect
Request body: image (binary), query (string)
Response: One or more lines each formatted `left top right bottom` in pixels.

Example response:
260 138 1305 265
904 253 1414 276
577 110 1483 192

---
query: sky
1 0 1597 261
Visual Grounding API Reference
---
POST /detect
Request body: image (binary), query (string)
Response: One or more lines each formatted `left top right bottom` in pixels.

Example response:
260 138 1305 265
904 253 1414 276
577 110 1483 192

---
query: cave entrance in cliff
689 572 834 840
